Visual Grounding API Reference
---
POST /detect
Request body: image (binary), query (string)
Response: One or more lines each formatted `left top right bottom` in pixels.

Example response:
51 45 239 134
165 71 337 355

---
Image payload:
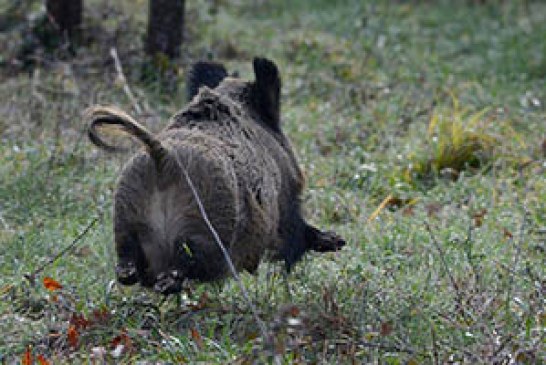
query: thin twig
425 222 460 298
425 222 469 321
172 154 275 356
110 47 142 114
24 217 99 285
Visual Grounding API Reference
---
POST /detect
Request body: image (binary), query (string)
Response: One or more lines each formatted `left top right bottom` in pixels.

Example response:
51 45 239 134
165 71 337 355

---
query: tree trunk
146 0 185 59
45 0 82 38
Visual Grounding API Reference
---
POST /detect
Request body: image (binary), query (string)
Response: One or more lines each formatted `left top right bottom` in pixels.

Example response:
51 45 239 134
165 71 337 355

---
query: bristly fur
87 57 345 295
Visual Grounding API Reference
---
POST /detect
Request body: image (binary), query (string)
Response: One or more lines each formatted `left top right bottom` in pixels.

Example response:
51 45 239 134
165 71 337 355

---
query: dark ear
252 57 281 132
186 61 228 101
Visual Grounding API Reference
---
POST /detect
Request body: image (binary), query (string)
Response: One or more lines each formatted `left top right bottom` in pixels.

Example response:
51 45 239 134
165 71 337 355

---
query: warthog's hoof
116 261 138 285
154 270 183 295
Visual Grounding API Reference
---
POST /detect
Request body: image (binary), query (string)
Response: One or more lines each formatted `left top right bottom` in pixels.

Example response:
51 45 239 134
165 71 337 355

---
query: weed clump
406 95 498 182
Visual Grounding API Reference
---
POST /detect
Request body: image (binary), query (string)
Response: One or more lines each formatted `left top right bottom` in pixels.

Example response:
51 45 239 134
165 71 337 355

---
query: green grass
1 0 545 363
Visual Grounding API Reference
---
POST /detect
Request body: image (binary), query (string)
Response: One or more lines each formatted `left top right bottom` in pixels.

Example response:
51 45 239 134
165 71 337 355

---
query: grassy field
1 0 545 363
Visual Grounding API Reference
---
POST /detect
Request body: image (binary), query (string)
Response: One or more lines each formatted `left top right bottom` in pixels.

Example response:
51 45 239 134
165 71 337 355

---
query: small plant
407 94 498 182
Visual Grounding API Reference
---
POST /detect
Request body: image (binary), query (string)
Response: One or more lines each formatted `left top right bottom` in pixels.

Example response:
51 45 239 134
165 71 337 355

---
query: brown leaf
189 292 209 310
503 228 513 239
43 277 63 291
380 322 393 336
22 346 32 365
70 313 90 330
92 308 110 323
190 327 204 349
289 305 300 317
472 209 487 227
37 354 51 365
67 325 79 348
111 331 132 349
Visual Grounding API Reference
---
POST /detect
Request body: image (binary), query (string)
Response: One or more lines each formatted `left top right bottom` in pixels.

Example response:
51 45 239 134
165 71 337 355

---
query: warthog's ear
186 61 228 101
252 57 281 132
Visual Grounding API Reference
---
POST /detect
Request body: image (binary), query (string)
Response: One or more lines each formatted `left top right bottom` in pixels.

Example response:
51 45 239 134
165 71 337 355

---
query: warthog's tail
85 106 167 164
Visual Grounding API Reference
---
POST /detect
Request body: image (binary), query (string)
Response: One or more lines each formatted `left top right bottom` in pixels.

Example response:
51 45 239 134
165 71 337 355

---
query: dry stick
24 217 99 284
110 47 142 114
172 154 275 355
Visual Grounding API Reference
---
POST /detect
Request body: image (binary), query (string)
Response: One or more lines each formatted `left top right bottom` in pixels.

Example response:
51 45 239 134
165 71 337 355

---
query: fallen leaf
70 313 90 330
37 354 50 365
190 327 204 349
380 321 393 336
472 209 487 227
43 277 63 291
289 305 300 317
22 346 32 365
503 228 513 239
67 325 78 348
92 308 110 324
111 331 131 349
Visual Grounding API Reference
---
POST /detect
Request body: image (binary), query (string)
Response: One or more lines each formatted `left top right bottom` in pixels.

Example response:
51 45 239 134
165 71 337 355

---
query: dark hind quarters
175 237 228 282
252 57 281 132
186 61 228 101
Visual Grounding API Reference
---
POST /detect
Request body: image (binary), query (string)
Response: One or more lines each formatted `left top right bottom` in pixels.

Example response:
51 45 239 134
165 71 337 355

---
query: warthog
87 57 345 294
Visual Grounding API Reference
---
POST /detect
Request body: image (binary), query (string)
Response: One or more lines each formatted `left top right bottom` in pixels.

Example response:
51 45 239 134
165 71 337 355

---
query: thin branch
425 222 470 321
425 222 460 297
110 47 142 114
24 217 99 285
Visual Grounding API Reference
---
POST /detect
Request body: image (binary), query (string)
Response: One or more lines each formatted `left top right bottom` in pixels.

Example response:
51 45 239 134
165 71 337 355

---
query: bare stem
110 47 142 114
24 217 99 284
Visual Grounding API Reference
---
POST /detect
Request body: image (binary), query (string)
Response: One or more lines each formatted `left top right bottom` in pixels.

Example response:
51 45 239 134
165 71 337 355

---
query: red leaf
43 277 63 291
70 313 90 330
288 305 300 317
67 325 79 348
190 327 204 349
92 308 110 323
22 346 32 365
37 354 51 365
111 331 131 349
